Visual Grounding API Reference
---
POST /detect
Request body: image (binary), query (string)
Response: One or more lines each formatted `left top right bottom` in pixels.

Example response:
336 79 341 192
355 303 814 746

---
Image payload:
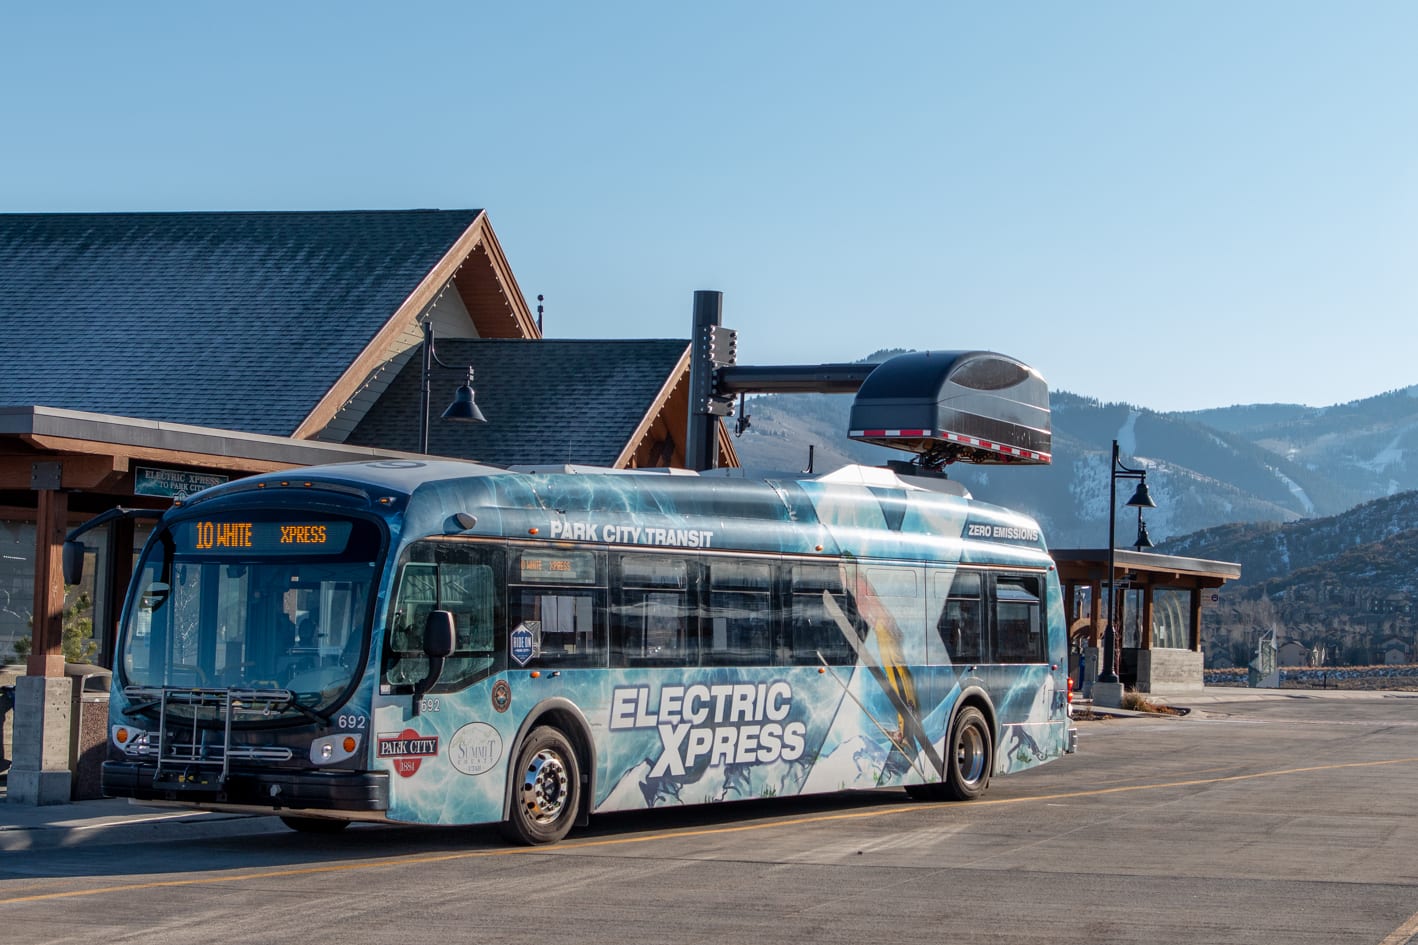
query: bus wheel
280 815 350 833
944 706 992 801
502 726 581 845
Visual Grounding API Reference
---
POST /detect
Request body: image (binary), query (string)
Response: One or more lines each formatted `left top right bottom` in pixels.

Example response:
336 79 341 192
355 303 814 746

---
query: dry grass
1120 690 1185 715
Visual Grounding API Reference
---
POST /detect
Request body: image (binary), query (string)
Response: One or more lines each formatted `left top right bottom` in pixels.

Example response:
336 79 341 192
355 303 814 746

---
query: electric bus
97 460 1074 844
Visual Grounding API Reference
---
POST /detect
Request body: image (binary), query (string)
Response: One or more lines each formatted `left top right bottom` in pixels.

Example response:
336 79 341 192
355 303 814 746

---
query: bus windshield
119 512 383 717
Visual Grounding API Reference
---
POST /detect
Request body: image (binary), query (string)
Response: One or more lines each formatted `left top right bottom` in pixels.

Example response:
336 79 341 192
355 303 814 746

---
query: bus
97 459 1075 844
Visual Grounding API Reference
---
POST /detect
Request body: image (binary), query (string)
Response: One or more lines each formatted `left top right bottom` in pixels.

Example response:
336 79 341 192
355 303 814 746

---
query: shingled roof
347 338 692 467
0 210 533 436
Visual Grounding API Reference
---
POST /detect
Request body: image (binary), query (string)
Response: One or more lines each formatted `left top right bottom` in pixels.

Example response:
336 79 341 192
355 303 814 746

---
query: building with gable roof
3 210 535 437
0 209 736 680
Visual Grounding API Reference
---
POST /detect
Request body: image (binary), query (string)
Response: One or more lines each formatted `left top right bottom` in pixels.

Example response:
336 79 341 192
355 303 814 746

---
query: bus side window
703 558 773 666
610 554 692 667
789 563 855 666
994 575 1043 663
935 570 982 664
860 565 926 667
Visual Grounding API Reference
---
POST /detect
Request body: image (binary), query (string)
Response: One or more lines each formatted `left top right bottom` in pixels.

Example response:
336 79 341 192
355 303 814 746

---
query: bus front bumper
102 761 390 812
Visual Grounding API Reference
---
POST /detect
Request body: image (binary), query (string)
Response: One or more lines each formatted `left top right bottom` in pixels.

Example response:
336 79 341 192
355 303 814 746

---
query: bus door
986 572 1054 768
378 540 506 817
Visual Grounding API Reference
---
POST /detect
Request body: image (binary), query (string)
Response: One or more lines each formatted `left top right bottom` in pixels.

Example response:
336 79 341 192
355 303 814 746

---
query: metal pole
684 290 723 471
418 320 432 454
1100 439 1120 683
715 363 875 395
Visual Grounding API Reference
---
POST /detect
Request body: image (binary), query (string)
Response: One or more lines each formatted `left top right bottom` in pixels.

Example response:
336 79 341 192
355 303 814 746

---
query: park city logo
376 728 439 778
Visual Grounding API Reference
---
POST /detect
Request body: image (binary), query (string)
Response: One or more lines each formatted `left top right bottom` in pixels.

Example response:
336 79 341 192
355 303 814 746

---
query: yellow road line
3 754 1416 907
1380 910 1418 945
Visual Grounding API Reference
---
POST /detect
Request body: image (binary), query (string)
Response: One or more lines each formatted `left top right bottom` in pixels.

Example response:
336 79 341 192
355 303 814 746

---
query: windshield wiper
283 697 331 726
233 688 332 725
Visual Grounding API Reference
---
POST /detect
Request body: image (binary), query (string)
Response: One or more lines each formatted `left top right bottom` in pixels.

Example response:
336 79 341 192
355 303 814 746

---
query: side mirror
423 610 456 659
60 508 164 586
62 540 85 586
411 610 456 709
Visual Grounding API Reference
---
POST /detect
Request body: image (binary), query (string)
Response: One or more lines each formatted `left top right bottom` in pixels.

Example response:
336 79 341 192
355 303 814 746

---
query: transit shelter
1052 548 1241 694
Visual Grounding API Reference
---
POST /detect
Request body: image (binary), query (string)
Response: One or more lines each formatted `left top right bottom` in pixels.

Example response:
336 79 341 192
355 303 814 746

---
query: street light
419 320 486 454
1100 439 1157 684
1133 501 1155 551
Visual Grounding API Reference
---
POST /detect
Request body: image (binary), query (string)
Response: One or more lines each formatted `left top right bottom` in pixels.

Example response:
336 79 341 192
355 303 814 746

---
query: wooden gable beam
616 347 739 471
617 348 691 469
716 413 740 469
459 218 540 340
292 214 539 442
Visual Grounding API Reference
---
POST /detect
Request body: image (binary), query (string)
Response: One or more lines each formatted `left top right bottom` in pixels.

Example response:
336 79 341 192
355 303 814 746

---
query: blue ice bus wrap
102 460 1074 843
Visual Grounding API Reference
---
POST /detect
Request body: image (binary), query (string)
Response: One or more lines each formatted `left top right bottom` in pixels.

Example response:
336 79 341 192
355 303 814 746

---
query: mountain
1177 386 1418 499
1154 493 1418 666
729 365 1418 549
727 361 1418 665
1157 490 1418 587
731 389 1359 546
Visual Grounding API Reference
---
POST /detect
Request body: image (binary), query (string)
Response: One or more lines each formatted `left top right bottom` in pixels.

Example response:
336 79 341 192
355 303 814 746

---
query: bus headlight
310 732 362 765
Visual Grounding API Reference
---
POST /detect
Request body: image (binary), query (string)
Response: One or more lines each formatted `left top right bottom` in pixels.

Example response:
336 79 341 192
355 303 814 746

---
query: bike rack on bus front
122 686 298 790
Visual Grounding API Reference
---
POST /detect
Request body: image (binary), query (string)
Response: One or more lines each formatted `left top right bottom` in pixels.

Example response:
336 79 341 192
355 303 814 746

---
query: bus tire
280 815 350 833
501 725 581 845
944 706 992 801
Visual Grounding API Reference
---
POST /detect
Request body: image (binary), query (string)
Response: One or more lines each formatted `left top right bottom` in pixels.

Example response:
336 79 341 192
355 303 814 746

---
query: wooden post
28 487 67 678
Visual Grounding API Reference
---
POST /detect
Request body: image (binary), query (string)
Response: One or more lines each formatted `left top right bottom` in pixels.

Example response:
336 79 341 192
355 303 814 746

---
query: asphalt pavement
0 685 1398 852
7 685 1418 945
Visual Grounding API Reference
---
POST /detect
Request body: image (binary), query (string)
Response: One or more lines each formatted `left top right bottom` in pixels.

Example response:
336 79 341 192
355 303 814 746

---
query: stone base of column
8 675 73 805
1091 681 1126 709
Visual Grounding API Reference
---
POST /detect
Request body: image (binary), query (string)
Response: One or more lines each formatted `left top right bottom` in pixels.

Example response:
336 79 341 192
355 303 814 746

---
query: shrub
9 588 97 665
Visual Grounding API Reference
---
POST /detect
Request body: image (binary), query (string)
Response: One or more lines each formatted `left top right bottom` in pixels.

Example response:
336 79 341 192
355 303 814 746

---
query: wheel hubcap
520 748 570 825
956 725 985 786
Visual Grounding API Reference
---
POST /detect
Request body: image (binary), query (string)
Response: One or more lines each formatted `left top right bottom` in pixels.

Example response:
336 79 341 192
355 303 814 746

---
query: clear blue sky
4 2 1416 412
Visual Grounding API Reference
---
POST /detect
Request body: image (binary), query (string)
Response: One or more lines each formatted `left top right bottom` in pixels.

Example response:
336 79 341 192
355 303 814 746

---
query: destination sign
174 519 354 556
519 550 596 585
